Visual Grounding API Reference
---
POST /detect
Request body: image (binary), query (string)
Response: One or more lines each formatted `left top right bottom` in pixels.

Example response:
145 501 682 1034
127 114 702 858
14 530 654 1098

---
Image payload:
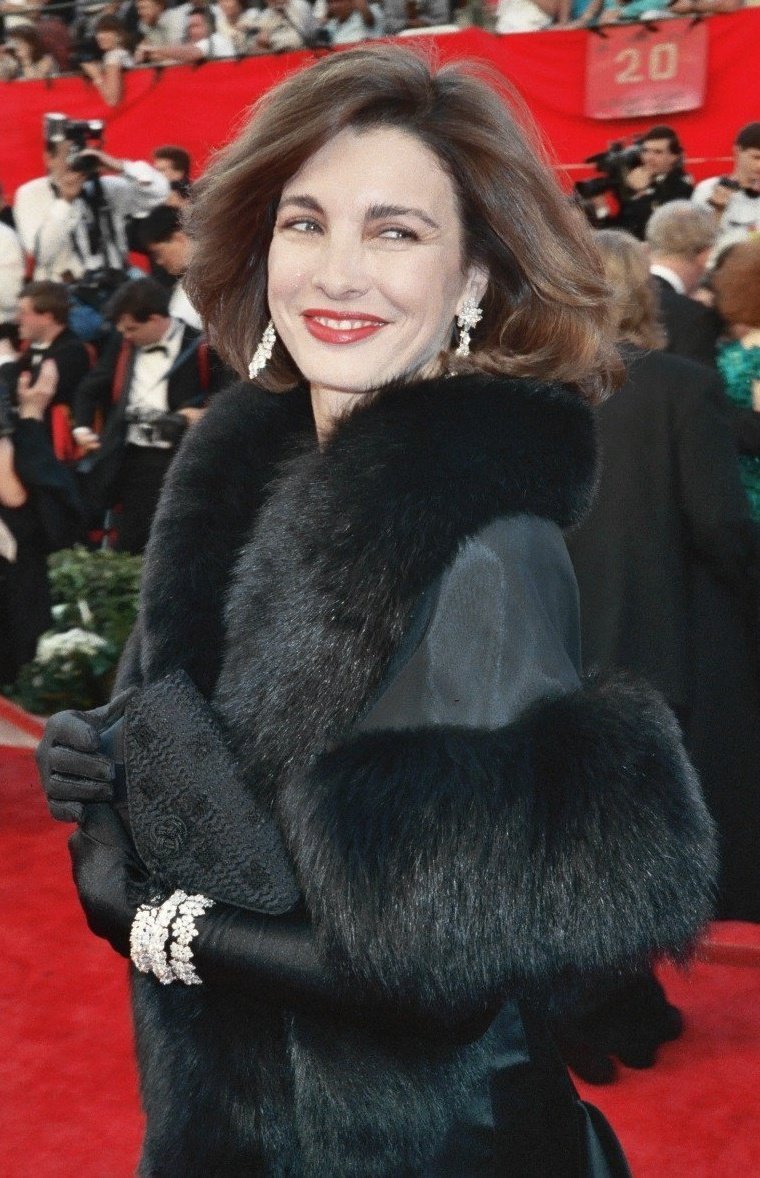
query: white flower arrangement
36 627 110 665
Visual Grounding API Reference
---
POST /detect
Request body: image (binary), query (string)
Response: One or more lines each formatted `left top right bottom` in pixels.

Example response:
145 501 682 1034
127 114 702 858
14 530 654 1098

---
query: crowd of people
0 0 756 98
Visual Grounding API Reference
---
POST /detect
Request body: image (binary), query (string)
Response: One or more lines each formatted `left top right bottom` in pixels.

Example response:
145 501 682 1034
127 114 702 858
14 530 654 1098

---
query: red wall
2 15 759 200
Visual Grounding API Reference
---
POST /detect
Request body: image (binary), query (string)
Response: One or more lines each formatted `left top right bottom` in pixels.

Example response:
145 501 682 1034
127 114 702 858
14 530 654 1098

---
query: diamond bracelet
129 889 214 985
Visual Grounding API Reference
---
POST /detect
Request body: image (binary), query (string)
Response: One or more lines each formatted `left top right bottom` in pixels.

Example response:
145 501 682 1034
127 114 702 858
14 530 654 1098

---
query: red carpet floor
2 743 759 1178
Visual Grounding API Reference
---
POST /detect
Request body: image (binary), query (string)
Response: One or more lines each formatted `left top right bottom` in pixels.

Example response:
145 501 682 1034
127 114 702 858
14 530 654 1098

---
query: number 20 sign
584 18 708 120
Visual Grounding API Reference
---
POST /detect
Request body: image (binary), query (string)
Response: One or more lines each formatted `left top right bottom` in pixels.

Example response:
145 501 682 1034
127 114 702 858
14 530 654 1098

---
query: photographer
13 125 168 287
618 126 694 240
692 122 760 250
72 277 226 554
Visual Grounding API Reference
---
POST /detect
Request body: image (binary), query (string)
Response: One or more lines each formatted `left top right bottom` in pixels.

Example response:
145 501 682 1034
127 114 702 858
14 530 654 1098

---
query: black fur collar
140 372 597 793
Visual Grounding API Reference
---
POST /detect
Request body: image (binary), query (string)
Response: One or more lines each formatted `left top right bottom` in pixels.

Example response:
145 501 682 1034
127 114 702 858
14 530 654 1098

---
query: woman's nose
311 232 369 299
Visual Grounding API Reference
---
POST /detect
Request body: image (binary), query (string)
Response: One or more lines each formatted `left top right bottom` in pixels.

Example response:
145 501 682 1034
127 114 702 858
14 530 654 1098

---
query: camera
43 112 105 176
574 140 643 202
124 406 188 446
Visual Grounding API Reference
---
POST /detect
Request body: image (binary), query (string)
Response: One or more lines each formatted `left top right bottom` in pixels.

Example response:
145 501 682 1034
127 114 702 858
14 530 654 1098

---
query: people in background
567 227 760 926
314 0 383 42
246 0 317 53
692 122 760 250
14 281 93 417
618 126 694 240
13 137 168 284
139 205 201 329
645 200 723 369
0 219 23 323
713 237 760 522
137 5 235 61
0 359 84 684
0 23 58 80
382 0 450 34
211 0 262 52
79 14 133 106
72 277 225 552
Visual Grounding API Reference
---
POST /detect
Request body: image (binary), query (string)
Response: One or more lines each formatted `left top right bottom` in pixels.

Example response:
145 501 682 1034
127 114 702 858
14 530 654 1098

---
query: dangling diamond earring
248 319 277 380
455 301 483 358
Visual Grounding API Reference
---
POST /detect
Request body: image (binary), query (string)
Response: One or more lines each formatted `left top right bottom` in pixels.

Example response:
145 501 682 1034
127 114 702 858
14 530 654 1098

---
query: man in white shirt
13 139 169 283
0 221 24 323
137 5 236 62
692 122 760 251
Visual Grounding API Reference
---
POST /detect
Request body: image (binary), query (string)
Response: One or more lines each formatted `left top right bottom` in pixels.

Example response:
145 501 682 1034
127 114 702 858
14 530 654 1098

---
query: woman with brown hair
38 46 714 1176
0 22 57 79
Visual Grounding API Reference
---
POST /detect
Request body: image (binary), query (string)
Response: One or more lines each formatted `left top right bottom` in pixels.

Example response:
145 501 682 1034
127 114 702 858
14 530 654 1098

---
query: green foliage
7 546 142 714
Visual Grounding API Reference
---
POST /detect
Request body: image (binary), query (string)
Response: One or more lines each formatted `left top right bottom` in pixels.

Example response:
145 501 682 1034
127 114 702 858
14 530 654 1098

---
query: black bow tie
142 344 169 355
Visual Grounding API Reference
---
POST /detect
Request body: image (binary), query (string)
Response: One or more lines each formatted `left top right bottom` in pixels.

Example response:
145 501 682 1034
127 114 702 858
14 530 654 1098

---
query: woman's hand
69 803 144 957
36 690 135 823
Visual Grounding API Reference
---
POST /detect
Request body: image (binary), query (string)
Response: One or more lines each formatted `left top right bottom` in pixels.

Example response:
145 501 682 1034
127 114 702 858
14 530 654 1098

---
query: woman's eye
280 218 321 234
378 226 418 242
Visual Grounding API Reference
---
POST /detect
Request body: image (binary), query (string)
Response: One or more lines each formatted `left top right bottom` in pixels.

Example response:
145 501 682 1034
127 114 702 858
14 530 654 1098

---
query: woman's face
95 28 119 50
267 126 485 401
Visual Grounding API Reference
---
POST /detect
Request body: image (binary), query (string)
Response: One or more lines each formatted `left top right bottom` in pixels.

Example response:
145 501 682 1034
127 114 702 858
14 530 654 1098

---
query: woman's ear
460 265 489 313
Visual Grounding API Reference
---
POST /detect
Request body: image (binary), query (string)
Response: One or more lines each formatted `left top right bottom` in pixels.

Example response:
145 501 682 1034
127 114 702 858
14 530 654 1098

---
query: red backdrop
2 14 759 199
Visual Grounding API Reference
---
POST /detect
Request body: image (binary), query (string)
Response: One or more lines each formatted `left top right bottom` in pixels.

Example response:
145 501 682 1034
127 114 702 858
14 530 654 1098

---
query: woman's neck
309 385 367 445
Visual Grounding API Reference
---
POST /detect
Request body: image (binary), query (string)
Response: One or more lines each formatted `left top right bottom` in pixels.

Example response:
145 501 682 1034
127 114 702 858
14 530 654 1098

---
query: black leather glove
69 802 145 956
552 971 683 1084
36 690 135 823
69 805 494 1044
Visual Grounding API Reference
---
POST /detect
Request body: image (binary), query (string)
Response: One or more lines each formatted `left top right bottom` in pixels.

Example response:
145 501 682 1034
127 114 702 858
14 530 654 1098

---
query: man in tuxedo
15 281 92 413
646 200 722 368
72 277 226 553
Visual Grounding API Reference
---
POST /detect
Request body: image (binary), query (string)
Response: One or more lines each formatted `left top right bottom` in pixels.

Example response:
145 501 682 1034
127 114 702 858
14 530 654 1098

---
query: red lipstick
302 309 387 345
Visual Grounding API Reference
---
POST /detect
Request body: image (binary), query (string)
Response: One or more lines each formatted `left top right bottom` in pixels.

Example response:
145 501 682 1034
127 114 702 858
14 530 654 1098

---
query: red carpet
2 743 759 1177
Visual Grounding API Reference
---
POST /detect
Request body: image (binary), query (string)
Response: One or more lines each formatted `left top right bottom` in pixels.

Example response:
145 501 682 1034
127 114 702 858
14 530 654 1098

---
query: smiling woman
37 42 716 1178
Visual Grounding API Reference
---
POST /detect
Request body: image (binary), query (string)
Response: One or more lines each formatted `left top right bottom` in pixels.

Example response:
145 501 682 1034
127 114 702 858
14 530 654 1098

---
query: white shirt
692 176 760 247
321 6 383 43
168 282 202 331
649 263 686 295
195 32 237 57
0 222 24 322
126 319 184 449
13 162 169 281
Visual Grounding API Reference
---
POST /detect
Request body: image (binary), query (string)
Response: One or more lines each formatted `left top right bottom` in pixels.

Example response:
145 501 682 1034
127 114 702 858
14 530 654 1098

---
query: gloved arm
70 804 495 1044
36 692 135 823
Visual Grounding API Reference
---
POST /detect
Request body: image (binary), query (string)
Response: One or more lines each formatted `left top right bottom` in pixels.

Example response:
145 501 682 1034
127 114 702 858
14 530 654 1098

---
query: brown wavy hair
712 238 760 329
594 229 666 351
186 44 619 403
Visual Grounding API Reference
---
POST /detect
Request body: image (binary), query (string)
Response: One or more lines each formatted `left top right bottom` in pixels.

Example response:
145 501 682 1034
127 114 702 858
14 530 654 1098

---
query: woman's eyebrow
277 194 323 214
367 203 440 229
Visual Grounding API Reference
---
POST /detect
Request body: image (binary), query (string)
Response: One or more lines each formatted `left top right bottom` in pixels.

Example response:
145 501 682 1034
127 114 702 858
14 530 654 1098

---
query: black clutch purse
102 670 301 915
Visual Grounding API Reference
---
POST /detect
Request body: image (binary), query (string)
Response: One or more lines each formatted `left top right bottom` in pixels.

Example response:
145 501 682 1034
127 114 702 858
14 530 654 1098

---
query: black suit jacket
651 274 723 370
7 328 92 414
566 345 757 713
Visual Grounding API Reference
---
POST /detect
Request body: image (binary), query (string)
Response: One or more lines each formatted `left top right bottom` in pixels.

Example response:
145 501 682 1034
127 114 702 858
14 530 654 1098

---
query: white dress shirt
13 162 169 281
0 222 24 322
126 318 184 449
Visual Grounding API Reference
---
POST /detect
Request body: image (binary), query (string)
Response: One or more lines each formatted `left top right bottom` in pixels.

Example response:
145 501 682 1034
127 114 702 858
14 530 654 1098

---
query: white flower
35 628 109 665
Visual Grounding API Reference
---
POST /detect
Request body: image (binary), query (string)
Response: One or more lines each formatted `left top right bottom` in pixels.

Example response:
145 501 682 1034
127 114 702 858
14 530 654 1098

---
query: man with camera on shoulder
13 119 169 290
72 277 226 554
618 125 694 240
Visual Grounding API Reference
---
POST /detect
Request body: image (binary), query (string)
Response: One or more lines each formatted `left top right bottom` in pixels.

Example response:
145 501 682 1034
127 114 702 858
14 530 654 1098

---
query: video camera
43 112 105 177
574 140 643 202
